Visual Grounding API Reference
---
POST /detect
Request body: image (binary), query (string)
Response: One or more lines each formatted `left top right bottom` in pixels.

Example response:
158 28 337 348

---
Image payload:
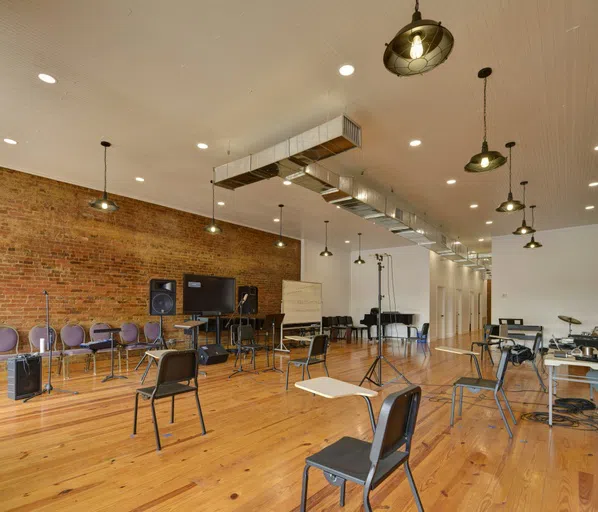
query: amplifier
8 355 42 400
198 344 229 365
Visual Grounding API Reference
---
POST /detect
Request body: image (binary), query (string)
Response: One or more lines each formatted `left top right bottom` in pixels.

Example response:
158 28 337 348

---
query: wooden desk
174 321 207 350
435 346 482 378
545 353 598 426
295 377 378 432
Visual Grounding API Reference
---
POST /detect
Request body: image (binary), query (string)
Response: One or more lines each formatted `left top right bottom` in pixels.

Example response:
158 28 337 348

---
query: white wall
492 224 598 339
301 239 351 316
429 251 486 341
351 245 430 336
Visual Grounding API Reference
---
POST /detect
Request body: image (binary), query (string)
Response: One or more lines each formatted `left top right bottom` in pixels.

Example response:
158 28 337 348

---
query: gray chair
133 350 206 451
60 324 92 379
0 325 19 361
286 335 330 390
134 321 164 372
471 324 502 365
234 325 266 370
90 322 121 375
28 325 61 370
120 322 147 370
300 385 423 512
451 348 517 438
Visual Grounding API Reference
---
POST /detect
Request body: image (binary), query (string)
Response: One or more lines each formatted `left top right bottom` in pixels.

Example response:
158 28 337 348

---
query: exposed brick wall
0 167 300 351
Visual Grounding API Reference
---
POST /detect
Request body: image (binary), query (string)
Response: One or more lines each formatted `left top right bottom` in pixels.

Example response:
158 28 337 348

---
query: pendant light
204 169 222 234
274 204 287 248
496 142 524 213
319 220 333 257
513 181 535 235
89 141 119 212
354 233 366 264
465 68 507 173
524 205 542 248
383 0 454 77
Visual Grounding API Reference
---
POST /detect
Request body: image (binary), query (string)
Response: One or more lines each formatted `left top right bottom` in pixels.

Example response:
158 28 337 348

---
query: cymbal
558 315 582 325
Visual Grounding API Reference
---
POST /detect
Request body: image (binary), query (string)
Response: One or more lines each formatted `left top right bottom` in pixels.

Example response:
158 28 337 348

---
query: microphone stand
25 291 78 402
229 296 258 378
359 255 411 388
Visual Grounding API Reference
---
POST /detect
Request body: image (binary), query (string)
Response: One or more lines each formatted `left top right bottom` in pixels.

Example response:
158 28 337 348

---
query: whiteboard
282 280 322 325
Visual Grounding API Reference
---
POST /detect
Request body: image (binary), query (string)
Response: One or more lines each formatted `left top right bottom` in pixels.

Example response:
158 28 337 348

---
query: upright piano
360 309 415 340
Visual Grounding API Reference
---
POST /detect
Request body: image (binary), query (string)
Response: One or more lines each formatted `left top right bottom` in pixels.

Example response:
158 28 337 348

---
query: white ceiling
1 0 597 254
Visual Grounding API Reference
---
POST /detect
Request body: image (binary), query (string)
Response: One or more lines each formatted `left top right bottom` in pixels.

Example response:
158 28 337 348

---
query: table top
145 349 176 359
295 377 378 399
174 321 206 329
545 353 598 369
435 346 480 357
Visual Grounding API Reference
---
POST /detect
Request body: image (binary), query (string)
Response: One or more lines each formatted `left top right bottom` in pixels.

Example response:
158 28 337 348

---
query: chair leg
487 345 495 366
194 391 207 435
494 393 513 438
285 361 292 390
300 464 310 512
150 399 162 450
459 386 464 416
450 386 456 426
363 488 373 512
93 354 97 375
500 388 517 424
306 366 312 379
252 350 256 370
324 362 330 377
532 360 547 392
301 365 305 381
340 480 346 507
133 393 139 434
170 396 175 424
404 461 424 512
118 350 122 373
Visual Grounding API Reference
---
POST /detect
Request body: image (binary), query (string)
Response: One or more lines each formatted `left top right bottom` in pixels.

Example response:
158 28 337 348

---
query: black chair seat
137 382 196 399
290 357 324 366
307 436 408 488
454 377 497 390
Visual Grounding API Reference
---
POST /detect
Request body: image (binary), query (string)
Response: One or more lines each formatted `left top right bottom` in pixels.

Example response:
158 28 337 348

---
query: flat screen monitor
183 274 236 315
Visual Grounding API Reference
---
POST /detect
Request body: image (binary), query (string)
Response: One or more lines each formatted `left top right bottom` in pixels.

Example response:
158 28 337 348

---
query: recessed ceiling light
339 64 354 76
485 220 493 225
590 182 598 187
478 238 485 242
38 73 56 84
3 138 17 145
454 241 461 245
446 179 456 185
273 218 280 222
345 240 350 244
283 180 292 186
409 139 422 147
217 201 225 206
594 146 598 151
470 204 478 209
586 205 595 210
135 177 145 182
336 205 341 209
196 142 208 149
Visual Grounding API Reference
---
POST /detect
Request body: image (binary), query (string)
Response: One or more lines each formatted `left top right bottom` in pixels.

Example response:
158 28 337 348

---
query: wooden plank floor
0 332 596 511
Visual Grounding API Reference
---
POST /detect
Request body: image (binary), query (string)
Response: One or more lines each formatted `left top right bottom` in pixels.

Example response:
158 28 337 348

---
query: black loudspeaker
198 344 229 365
7 355 42 400
239 286 258 315
149 279 176 316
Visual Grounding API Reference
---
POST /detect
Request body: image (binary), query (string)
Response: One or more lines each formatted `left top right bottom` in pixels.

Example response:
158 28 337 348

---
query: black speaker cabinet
239 285 258 315
7 355 42 400
149 279 176 316
198 344 229 365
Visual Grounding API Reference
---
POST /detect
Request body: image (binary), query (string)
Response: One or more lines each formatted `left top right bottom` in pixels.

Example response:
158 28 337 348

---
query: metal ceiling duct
213 115 361 190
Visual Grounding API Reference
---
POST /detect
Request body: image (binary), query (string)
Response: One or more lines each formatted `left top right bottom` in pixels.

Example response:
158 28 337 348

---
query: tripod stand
262 314 285 374
25 291 78 402
359 255 411 388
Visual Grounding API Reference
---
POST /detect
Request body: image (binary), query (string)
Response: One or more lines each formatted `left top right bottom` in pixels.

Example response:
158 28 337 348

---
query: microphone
43 290 48 295
241 293 249 304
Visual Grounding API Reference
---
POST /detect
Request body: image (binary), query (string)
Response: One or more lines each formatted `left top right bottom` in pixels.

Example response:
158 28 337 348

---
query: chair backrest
346 316 354 326
330 317 339 327
531 331 543 355
28 325 57 351
321 317 330 328
90 323 111 341
335 316 344 326
156 350 198 387
483 324 493 341
499 324 509 338
0 326 19 354
420 323 429 337
120 323 139 344
494 348 512 390
60 324 85 348
307 335 328 360
237 325 255 343
144 321 160 342
369 385 422 465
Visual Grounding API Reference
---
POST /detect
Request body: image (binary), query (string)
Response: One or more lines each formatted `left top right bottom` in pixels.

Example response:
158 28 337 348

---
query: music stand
558 315 582 336
95 328 127 383
262 314 285 374
359 255 411 388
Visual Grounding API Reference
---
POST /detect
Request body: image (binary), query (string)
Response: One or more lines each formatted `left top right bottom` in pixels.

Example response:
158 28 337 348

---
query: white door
477 293 482 330
455 289 462 335
469 291 474 332
437 286 446 339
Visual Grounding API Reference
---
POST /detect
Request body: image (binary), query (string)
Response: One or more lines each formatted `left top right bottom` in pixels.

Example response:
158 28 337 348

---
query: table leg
362 396 376 433
548 365 553 427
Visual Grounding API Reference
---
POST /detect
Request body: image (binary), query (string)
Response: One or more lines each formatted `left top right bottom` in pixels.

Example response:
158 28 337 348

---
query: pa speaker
149 279 176 316
239 286 258 315
198 344 229 365
7 355 42 400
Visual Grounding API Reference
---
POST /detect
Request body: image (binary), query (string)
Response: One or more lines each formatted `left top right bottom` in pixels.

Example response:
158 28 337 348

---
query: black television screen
183 274 236 315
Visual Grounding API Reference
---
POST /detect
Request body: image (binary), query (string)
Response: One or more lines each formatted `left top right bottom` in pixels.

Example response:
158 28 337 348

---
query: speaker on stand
239 286 258 316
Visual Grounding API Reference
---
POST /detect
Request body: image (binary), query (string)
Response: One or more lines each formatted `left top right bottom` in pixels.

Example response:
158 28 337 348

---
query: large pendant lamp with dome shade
204 169 222 235
319 220 333 257
274 204 287 248
524 205 542 249
89 141 119 212
496 142 524 213
465 68 507 173
513 181 535 235
354 233 366 265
